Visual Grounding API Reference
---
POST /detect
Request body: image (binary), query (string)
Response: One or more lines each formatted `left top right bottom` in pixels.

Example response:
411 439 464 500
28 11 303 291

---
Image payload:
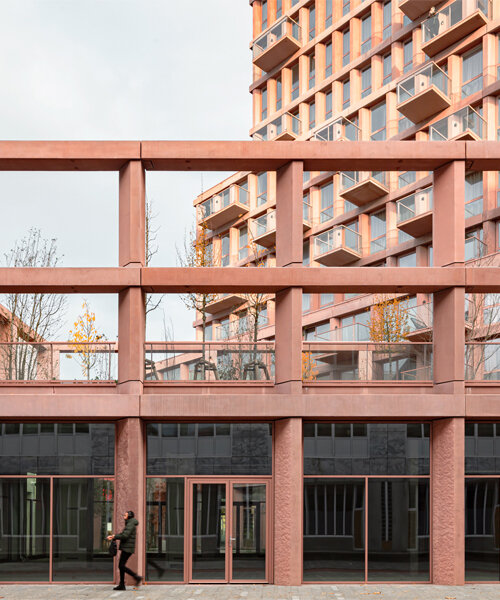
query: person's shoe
113 585 126 590
134 575 143 586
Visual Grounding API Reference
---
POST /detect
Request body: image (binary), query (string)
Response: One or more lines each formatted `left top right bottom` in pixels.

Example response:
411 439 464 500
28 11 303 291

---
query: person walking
107 510 143 591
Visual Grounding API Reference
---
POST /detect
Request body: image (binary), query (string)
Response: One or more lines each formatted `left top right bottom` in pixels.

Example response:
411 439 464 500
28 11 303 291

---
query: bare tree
145 194 164 316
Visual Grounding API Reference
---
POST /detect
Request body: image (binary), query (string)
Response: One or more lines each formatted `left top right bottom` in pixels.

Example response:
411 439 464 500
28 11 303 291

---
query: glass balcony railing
397 187 433 224
403 301 433 339
465 342 500 380
253 112 302 141
302 342 433 382
422 0 490 56
252 16 301 72
397 63 451 123
314 225 362 265
430 106 485 142
465 234 487 262
250 210 276 247
145 342 275 382
216 315 270 341
313 116 360 142
198 184 249 229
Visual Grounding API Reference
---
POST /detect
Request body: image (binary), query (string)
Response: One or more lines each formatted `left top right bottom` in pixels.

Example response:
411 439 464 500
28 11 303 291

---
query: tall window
398 251 417 267
261 0 267 31
257 172 267 206
276 76 282 111
325 0 332 28
398 114 412 133
403 38 413 73
462 46 483 98
308 54 315 89
276 0 282 18
221 234 230 267
361 14 371 54
239 227 248 261
325 42 332 78
383 52 392 85
303 241 310 266
371 101 386 141
342 29 350 67
261 87 267 121
342 0 350 16
465 172 483 218
320 182 334 223
383 1 392 40
343 78 350 110
309 101 316 130
325 90 333 121
291 63 299 100
361 65 372 98
370 210 386 253
308 3 316 41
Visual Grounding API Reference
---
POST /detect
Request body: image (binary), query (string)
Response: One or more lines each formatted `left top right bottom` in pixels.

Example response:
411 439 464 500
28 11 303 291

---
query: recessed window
398 114 412 133
239 226 248 261
261 87 267 121
309 101 316 130
257 172 267 206
291 63 300 100
370 210 386 254
325 90 333 121
462 46 483 98
261 0 267 31
403 38 413 74
308 3 316 41
325 42 332 78
361 65 372 99
343 79 350 110
465 172 483 218
383 52 392 85
343 29 350 67
342 0 350 16
276 0 282 19
361 14 372 54
371 101 386 141
308 54 315 89
320 182 334 223
221 234 230 267
276 76 282 111
383 1 392 40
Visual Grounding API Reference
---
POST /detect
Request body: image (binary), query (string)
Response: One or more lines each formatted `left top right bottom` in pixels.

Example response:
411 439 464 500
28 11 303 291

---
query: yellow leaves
302 351 319 381
368 294 410 343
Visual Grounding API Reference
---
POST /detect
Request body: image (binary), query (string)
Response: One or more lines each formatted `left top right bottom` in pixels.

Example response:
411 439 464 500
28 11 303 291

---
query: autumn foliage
68 300 107 380
368 295 410 342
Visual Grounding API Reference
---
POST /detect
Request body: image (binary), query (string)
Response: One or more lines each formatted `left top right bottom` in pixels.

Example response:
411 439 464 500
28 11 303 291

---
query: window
304 322 330 341
465 228 484 261
498 34 500 79
383 52 392 85
498 98 500 141
261 0 267 31
239 227 248 261
325 42 332 78
291 63 300 100
383 1 392 40
320 293 334 306
370 210 386 254
398 251 417 267
309 101 316 130
308 3 316 41
398 171 416 188
398 114 412 133
465 172 483 218
462 46 483 98
221 234 230 267
403 38 413 74
340 310 370 341
303 241 310 266
361 14 371 54
325 90 333 121
325 0 332 28
342 79 350 109
276 0 282 18
308 53 315 89
257 172 267 205
361 65 372 99
261 87 267 121
302 293 311 313
320 182 334 223
342 0 350 16
342 29 350 67
276 76 282 111
371 101 386 141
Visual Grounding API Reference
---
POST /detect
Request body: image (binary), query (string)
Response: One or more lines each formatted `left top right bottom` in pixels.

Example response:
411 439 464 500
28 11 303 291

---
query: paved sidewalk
0 584 499 600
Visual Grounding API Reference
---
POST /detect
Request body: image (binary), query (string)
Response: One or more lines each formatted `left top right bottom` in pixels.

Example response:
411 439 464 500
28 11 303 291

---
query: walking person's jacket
114 517 139 553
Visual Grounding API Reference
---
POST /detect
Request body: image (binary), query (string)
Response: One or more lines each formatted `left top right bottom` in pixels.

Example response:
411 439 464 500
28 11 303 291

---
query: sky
0 0 252 340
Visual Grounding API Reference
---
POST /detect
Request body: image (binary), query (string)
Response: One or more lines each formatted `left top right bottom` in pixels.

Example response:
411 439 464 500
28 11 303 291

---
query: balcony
397 63 451 123
421 0 490 57
250 210 276 247
313 116 360 142
302 342 432 382
339 171 388 206
403 301 433 342
465 342 500 381
145 342 275 382
205 293 247 314
252 16 301 72
198 184 249 230
399 0 436 20
253 112 302 141
396 187 433 238
313 225 362 266
465 233 487 262
430 106 485 141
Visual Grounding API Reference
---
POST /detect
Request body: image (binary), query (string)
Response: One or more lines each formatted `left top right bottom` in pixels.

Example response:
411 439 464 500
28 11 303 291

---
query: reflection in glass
0 478 50 581
52 478 114 581
192 483 226 580
465 478 500 581
368 479 429 581
231 484 266 580
303 479 365 581
146 478 184 581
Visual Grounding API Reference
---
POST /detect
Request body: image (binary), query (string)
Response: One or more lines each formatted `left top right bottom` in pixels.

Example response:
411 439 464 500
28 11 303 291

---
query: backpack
109 539 118 557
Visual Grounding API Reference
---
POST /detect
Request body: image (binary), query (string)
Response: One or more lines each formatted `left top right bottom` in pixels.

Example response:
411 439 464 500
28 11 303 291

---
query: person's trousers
118 550 137 586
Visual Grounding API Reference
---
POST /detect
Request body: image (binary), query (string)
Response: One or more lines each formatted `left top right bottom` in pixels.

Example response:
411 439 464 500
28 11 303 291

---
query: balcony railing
397 63 451 123
339 171 388 206
216 315 270 341
465 234 487 262
0 342 117 383
252 16 301 72
403 301 433 341
302 342 433 382
313 117 360 142
466 342 500 380
250 210 276 247
396 186 433 238
430 106 485 142
314 226 362 266
422 0 490 57
253 112 302 141
399 0 436 21
144 342 275 382
198 184 249 230
307 323 371 343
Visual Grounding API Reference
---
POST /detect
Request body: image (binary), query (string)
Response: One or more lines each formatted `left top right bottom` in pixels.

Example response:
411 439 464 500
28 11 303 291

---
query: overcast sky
0 0 252 340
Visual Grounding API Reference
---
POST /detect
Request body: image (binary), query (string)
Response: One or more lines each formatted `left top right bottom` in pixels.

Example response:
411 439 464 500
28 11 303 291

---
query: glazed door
188 479 269 583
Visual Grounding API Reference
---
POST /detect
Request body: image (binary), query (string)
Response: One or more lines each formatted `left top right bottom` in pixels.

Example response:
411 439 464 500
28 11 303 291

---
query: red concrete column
274 418 303 585
119 161 145 267
115 418 146 585
276 161 303 267
432 418 465 585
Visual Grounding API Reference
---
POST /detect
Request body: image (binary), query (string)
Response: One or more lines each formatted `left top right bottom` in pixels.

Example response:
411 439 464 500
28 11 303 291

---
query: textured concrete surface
0 584 499 600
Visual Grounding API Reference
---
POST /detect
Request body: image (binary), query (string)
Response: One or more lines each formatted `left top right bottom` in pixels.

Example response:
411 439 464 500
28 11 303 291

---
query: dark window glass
303 478 365 581
0 423 115 476
147 423 272 475
368 479 429 581
0 478 50 581
146 478 185 581
465 478 500 581
52 478 114 581
465 422 500 474
162 424 178 437
304 423 430 475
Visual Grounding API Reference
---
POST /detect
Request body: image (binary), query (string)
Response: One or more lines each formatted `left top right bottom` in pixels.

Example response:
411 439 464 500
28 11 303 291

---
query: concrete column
432 418 465 585
119 161 145 268
115 418 146 584
274 418 303 585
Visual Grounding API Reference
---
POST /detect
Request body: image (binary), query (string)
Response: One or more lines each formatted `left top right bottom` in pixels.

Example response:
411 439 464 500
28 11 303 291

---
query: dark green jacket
114 517 138 553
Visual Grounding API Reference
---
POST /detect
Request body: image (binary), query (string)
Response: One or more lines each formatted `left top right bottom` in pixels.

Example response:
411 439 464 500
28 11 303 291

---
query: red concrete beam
0 394 140 417
465 141 500 170
466 267 500 292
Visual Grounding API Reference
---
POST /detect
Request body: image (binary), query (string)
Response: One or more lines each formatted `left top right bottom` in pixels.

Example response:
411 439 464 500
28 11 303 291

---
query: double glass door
188 478 269 582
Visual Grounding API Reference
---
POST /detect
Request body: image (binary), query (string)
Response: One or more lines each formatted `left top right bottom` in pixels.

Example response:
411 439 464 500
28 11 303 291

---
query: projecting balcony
403 301 433 342
430 106 485 141
253 112 301 141
397 63 451 123
399 0 436 20
396 187 433 238
252 16 301 72
313 116 360 142
313 225 361 266
250 210 276 247
197 184 249 230
339 171 388 206
205 293 247 314
421 0 490 57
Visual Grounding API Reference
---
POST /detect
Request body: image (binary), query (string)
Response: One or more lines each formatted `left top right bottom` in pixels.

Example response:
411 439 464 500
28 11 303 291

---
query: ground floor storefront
0 419 499 585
